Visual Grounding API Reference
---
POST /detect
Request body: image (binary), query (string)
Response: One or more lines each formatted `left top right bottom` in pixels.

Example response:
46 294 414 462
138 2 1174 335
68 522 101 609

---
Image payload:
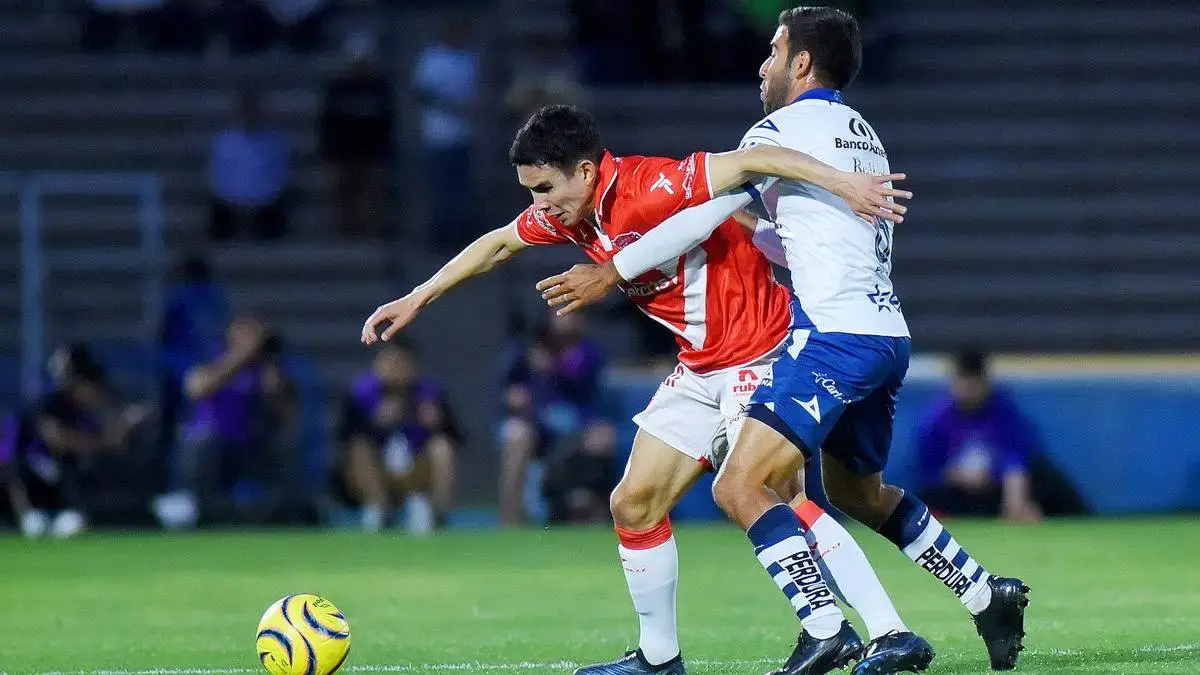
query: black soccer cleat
852 631 935 674
572 649 687 675
766 620 864 675
972 576 1031 670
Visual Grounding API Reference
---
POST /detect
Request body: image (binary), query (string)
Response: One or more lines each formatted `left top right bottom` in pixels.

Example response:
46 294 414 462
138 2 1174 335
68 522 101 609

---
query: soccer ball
256 594 352 675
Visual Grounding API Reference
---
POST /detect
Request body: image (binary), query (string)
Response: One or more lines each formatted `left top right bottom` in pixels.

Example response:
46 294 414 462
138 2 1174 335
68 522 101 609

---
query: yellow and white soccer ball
256 594 352 675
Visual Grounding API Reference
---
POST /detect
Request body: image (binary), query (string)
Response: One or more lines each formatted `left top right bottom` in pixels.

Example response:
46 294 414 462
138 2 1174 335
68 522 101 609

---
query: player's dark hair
954 347 989 378
778 6 862 90
508 104 604 174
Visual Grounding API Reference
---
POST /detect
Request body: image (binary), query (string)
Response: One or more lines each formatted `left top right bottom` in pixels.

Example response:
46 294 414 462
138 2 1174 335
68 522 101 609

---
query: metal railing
16 172 164 400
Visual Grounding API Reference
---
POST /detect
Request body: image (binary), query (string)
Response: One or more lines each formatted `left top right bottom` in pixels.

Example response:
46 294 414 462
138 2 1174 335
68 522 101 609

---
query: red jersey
513 150 791 373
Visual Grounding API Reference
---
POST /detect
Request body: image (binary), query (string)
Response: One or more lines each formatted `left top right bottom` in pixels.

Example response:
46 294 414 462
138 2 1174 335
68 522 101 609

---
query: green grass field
2 518 1198 674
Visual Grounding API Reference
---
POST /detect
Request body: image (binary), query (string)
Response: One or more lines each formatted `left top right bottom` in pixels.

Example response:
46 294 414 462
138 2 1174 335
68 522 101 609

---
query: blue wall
607 373 1200 517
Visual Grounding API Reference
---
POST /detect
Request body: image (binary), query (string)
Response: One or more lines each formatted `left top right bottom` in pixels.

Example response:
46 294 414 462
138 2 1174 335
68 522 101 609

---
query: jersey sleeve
628 152 715 225
512 206 571 246
752 218 788 267
739 116 785 150
737 117 788 219
611 191 752 281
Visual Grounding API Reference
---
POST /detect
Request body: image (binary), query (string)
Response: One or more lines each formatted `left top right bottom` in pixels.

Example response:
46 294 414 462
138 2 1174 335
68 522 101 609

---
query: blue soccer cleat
573 649 687 675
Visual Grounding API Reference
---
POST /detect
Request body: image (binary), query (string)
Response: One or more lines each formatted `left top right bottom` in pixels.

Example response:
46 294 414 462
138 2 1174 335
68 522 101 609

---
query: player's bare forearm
707 145 839 195
415 225 527 306
710 145 912 224
362 225 530 344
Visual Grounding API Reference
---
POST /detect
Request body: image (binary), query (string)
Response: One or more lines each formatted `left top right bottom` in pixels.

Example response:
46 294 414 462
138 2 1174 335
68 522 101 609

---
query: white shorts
632 350 777 470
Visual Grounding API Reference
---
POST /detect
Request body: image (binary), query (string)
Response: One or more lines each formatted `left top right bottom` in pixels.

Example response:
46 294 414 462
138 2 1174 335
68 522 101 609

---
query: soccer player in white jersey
539 7 1030 674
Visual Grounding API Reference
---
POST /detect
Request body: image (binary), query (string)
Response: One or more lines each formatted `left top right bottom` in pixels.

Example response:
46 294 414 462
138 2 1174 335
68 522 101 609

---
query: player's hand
831 172 911 224
536 262 622 316
362 291 424 344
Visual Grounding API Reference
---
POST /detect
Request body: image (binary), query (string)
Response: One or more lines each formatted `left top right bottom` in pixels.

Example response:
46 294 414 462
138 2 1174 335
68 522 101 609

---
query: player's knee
710 465 753 515
609 480 667 530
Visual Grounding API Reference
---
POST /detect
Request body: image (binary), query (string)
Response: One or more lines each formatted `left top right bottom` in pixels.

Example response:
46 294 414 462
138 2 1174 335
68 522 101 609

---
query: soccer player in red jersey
362 105 909 675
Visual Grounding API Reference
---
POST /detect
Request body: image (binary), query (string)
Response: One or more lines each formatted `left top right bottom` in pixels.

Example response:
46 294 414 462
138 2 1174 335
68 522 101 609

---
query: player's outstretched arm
361 223 531 344
707 145 910 224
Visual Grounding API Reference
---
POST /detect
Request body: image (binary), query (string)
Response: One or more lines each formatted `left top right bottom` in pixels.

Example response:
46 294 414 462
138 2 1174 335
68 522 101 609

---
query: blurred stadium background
1 0 1199 670
0 0 1195 521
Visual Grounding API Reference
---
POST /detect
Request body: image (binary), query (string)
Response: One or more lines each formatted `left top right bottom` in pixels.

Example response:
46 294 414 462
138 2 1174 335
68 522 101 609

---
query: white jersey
739 90 909 338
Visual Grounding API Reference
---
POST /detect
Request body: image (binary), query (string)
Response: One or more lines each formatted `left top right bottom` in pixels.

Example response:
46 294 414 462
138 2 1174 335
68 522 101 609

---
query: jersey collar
593 150 620 224
791 88 844 105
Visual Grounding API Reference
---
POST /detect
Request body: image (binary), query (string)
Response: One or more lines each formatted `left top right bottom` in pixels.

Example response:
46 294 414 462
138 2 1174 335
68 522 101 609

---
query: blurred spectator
568 0 638 84
153 315 306 528
570 0 710 83
503 34 586 123
8 345 151 538
635 0 710 83
208 90 291 241
212 0 280 54
542 420 619 524
319 34 395 239
157 256 229 489
0 411 16 527
916 349 1086 522
81 0 206 53
263 0 334 52
413 16 478 253
498 312 613 526
210 0 336 54
332 339 458 534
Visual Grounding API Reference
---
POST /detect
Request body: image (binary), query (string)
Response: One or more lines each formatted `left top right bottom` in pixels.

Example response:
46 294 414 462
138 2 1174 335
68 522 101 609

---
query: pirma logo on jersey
650 172 675 195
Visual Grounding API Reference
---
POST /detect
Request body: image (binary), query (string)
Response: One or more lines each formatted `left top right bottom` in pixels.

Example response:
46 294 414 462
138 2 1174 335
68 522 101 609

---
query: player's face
759 25 799 114
516 161 596 226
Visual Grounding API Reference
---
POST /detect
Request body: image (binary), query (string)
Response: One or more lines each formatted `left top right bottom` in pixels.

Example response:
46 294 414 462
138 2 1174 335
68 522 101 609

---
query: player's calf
601 431 708 669
875 491 1031 670
717 419 847 641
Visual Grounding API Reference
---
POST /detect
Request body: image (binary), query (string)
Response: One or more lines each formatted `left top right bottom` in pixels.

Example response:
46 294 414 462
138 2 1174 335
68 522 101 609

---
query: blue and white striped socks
747 504 845 638
880 492 993 614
